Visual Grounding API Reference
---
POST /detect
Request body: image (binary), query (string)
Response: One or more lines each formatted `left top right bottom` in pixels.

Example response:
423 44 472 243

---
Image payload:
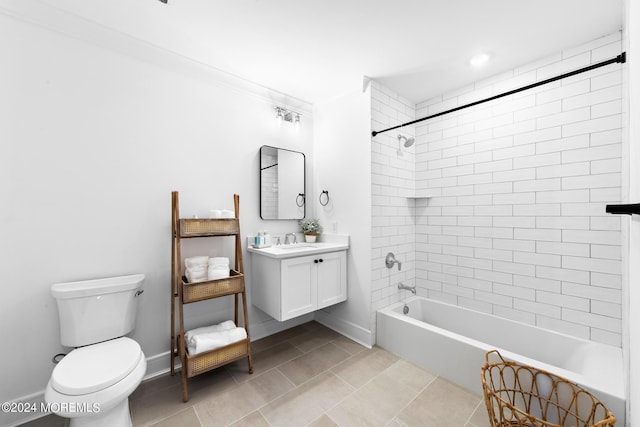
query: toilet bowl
45 338 146 427
45 274 146 427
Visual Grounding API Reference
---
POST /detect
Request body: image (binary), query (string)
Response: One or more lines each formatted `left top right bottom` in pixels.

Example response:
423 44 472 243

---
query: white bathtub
376 297 625 425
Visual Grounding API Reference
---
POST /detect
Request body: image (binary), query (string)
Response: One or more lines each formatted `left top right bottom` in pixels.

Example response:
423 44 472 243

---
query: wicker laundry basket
481 350 616 427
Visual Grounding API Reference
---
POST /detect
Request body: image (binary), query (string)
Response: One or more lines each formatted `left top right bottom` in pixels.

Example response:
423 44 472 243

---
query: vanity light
274 106 302 125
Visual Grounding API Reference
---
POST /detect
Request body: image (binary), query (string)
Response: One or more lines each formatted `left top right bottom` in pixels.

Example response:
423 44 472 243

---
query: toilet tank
51 274 145 347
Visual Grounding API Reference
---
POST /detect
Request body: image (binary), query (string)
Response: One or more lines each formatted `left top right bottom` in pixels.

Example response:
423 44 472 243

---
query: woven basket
182 270 244 303
179 218 239 237
185 336 249 377
481 350 616 427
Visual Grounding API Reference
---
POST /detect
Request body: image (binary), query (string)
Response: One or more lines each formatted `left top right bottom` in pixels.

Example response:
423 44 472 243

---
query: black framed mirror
260 145 305 220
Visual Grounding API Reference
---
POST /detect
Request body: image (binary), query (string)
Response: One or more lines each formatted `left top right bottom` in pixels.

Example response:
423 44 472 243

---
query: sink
248 240 349 259
277 244 316 250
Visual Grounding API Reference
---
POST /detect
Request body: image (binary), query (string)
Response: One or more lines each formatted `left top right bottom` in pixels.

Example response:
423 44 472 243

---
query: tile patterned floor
23 322 491 427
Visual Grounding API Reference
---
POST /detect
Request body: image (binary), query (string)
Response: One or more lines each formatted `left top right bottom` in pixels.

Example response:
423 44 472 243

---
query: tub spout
398 282 416 294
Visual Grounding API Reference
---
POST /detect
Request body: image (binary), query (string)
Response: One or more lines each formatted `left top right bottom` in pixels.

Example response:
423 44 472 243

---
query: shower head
398 134 415 148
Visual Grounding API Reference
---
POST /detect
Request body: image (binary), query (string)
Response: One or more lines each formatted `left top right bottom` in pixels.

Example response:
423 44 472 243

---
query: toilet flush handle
135 290 144 297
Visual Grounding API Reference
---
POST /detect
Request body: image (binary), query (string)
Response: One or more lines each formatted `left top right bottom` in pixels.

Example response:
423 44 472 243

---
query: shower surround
371 32 624 347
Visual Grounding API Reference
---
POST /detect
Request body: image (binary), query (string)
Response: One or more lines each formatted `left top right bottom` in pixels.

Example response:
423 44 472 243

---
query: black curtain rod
371 52 626 137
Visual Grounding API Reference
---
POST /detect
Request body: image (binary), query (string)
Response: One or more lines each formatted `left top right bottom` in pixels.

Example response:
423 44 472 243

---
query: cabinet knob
314 259 318 263
319 258 323 263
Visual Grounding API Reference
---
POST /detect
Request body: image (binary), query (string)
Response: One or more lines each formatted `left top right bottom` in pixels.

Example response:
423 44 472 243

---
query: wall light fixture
275 107 301 125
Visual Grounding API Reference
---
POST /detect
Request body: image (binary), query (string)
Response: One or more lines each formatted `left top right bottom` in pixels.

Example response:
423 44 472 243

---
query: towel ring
319 190 330 206
296 193 305 207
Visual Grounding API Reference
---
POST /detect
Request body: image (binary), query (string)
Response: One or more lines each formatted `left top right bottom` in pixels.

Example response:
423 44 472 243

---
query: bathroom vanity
248 236 348 321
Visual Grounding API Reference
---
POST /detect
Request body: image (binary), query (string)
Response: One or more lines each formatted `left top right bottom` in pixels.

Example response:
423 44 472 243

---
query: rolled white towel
185 256 209 269
209 209 222 218
220 210 235 219
185 320 235 344
188 327 247 355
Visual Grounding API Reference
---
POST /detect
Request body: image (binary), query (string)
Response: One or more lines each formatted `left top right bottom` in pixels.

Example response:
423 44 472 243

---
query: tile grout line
323 357 409 426
275 365 299 389
247 345 357 426
192 405 205 427
257 408 274 427
387 373 440 425
220 366 298 426
257 339 374 426
214 331 355 426
465 398 489 427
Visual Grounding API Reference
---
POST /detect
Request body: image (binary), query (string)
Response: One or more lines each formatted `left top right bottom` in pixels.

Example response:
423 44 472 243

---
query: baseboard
143 350 176 381
314 310 373 348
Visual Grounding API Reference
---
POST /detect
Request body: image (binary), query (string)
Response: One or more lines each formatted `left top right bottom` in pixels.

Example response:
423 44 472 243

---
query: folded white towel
185 320 236 344
221 210 235 218
209 209 222 218
207 267 229 280
186 270 207 283
185 263 208 283
187 327 247 355
209 257 230 266
185 256 209 269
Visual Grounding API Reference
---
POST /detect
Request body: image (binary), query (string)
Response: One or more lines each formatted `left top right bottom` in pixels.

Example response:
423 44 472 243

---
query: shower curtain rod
371 52 626 137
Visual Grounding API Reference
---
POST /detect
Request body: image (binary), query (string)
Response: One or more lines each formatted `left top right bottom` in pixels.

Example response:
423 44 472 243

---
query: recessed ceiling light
470 53 490 68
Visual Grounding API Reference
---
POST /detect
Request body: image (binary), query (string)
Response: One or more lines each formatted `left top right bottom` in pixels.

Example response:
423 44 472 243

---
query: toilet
45 274 147 427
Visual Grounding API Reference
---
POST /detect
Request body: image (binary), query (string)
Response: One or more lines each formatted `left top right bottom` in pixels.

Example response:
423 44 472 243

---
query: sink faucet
398 282 416 294
285 233 297 245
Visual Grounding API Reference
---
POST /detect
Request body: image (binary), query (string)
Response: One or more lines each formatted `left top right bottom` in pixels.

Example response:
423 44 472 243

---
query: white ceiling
37 0 623 105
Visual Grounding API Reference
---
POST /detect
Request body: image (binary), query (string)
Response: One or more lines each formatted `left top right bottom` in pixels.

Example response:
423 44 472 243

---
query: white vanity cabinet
249 242 348 322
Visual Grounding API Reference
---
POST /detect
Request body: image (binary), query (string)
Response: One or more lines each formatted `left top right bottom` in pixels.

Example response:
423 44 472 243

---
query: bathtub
376 297 625 425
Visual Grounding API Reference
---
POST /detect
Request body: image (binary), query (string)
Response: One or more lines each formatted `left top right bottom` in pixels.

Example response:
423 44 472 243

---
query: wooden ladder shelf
170 191 253 402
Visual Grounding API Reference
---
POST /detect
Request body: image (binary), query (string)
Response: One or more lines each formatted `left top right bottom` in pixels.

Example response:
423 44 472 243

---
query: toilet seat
51 337 142 395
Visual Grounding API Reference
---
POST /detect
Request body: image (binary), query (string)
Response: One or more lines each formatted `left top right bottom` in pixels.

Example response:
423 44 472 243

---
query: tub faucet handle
385 252 402 271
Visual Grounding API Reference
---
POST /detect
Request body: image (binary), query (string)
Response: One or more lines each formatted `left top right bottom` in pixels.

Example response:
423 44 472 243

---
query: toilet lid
51 337 142 395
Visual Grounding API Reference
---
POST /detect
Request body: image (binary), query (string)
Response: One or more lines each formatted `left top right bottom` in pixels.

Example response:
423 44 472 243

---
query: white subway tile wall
414 33 623 346
370 81 416 337
371 32 623 347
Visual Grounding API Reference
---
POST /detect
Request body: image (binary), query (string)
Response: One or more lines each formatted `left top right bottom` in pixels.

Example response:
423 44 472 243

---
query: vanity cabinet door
317 251 347 309
281 255 317 321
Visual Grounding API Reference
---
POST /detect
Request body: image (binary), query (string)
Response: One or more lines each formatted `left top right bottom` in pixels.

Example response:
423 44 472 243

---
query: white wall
369 82 416 339
625 0 639 424
414 33 625 346
0 7 314 425
312 86 373 345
